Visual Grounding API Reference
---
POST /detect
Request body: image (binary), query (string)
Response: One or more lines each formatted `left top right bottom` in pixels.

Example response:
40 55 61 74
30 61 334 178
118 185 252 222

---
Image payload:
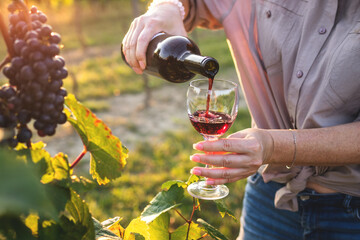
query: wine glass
187 79 239 200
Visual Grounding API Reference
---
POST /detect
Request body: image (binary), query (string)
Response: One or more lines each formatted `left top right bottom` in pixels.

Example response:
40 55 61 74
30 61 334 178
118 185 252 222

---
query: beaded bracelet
148 0 186 20
286 129 297 169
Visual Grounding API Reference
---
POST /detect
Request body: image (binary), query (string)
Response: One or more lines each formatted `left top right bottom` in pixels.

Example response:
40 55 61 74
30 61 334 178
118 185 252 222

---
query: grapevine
0 1 236 239
0 0 67 148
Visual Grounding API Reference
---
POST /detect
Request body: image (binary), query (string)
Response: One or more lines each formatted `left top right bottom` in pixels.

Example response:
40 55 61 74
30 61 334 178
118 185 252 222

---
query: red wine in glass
189 110 234 136
187 79 239 200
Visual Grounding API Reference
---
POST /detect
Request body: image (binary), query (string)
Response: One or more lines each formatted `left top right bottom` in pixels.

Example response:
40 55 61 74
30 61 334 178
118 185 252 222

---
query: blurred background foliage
0 0 251 239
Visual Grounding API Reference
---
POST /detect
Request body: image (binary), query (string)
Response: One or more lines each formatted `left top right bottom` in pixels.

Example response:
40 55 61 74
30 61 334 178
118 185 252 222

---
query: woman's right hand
122 3 187 74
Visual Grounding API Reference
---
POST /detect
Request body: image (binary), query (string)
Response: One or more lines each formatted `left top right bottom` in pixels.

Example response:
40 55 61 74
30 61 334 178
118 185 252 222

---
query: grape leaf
124 218 150 240
93 217 122 240
161 180 187 191
65 94 129 185
214 199 238 222
0 148 56 218
196 219 229 240
101 217 125 238
66 190 95 240
141 184 184 224
171 222 203 240
186 174 201 185
147 213 169 240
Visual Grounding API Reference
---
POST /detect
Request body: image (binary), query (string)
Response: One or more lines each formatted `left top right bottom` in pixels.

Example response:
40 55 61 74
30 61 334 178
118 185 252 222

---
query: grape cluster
0 2 68 147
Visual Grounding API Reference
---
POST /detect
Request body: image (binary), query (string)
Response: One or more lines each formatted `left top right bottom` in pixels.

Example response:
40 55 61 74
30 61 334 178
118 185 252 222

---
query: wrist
148 0 185 20
261 129 274 164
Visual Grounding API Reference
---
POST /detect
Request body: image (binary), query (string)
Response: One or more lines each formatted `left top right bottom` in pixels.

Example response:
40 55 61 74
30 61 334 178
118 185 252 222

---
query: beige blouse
181 0 360 211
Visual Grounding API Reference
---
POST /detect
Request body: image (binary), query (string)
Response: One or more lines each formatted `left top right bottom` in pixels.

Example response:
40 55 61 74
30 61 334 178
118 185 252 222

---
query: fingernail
193 143 203 150
139 61 146 70
190 155 200 162
206 180 215 185
191 168 201 175
133 67 143 74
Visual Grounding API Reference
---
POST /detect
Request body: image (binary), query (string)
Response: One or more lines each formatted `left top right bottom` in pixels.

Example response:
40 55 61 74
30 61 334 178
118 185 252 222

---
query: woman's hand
122 3 187 74
190 128 274 185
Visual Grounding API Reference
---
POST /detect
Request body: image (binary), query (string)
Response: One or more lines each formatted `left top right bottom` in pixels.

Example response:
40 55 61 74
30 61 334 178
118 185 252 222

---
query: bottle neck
181 53 219 78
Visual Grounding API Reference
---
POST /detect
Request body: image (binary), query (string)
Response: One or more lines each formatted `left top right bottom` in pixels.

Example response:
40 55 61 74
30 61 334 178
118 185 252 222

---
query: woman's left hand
190 128 274 185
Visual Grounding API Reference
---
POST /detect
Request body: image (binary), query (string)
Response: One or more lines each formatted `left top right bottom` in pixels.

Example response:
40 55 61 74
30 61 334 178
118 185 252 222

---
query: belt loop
343 195 353 213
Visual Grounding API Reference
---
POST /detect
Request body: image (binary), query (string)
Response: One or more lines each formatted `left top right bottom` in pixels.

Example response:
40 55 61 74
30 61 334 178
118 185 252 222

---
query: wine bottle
121 32 219 83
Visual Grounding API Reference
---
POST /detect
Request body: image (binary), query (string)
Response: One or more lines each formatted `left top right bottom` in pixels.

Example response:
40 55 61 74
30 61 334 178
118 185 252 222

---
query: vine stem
0 11 15 60
186 197 201 240
70 147 87 169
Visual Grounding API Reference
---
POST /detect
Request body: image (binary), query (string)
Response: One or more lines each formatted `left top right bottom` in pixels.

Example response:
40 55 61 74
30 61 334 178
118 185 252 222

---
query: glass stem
203 135 218 188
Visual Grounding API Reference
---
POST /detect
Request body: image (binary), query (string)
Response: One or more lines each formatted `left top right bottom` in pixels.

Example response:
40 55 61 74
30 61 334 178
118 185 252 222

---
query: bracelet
286 129 297 169
148 0 186 20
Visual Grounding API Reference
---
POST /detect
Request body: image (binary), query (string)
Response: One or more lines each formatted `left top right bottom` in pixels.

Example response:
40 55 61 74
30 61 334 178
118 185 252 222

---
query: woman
122 0 360 239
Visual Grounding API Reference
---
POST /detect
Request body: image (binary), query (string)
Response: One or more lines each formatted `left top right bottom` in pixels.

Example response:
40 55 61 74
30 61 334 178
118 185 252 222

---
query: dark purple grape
20 65 35 82
33 61 47 74
48 80 62 92
2 86 16 99
36 73 50 84
42 102 55 112
34 120 45 130
40 114 51 123
30 6 38 14
59 68 68 79
27 38 41 49
44 92 56 102
49 32 61 44
18 110 31 124
29 51 44 62
54 56 65 69
20 46 31 58
58 112 67 124
17 127 32 143
11 57 25 70
47 44 60 56
2 66 16 79
40 25 52 37
38 13 47 23
50 69 62 79
25 30 39 40
9 13 20 25
43 124 56 136
54 95 64 106
13 39 26 55
15 21 26 33
7 138 18 148
7 3 17 13
57 88 67 97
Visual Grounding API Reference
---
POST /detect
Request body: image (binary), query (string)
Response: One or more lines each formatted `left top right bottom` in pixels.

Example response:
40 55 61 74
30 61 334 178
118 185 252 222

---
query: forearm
266 121 360 166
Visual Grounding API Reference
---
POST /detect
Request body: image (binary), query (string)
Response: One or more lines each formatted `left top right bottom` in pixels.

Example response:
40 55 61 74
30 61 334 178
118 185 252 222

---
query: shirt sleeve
180 0 236 32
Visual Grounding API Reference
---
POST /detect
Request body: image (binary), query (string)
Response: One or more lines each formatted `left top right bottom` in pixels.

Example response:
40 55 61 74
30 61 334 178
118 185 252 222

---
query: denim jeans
238 172 360 240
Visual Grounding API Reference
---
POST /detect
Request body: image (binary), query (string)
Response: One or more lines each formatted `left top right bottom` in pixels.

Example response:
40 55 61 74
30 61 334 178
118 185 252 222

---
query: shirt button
318 26 327 34
296 70 303 78
266 10 272 18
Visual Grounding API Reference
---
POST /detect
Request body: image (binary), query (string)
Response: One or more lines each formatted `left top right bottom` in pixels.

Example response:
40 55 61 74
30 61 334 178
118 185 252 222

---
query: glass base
187 181 229 200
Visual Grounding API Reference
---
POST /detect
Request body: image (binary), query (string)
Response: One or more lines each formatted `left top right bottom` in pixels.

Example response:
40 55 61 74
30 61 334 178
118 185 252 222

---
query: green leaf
66 190 95 240
196 219 229 240
65 94 129 185
171 222 203 240
93 218 122 240
161 180 187 191
148 213 169 240
186 174 201 186
0 148 56 218
124 218 150 240
214 199 238 222
141 184 184 224
128 232 145 240
71 175 97 193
